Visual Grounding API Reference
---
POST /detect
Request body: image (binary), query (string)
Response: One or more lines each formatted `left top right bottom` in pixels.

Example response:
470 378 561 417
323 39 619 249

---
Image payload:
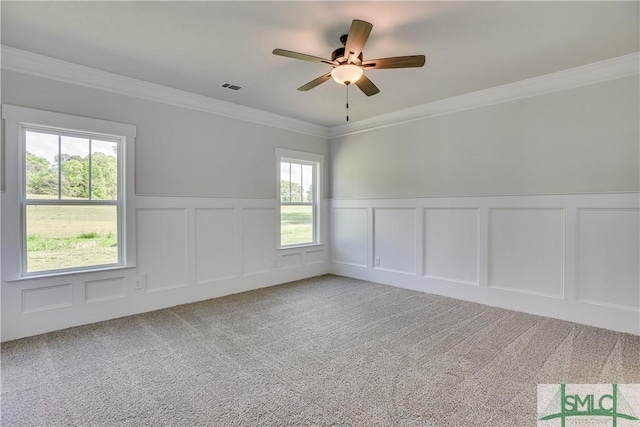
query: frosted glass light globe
331 64 364 85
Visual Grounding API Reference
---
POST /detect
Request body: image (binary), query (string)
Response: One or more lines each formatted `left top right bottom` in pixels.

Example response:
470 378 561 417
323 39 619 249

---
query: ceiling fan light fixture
273 19 424 97
331 64 364 85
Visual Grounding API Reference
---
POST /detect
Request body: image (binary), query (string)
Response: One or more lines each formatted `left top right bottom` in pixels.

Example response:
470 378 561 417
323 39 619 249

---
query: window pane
280 161 290 181
302 164 313 202
290 163 302 202
60 136 89 200
26 205 118 272
280 161 291 202
25 131 59 199
280 205 313 246
91 140 118 200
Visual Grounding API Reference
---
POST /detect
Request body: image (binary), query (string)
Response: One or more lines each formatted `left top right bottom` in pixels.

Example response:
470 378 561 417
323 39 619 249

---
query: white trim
274 148 325 165
1 46 328 139
2 46 637 141
329 52 640 138
423 275 479 287
330 190 640 202
6 265 136 283
275 148 324 249
2 104 137 138
577 298 640 313
2 104 137 280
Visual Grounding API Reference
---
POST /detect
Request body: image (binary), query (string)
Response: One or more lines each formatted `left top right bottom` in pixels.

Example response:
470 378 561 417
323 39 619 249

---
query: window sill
277 243 324 251
6 265 137 283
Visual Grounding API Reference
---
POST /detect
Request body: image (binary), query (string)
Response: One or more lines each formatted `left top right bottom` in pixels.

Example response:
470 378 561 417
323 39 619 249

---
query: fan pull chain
346 84 350 122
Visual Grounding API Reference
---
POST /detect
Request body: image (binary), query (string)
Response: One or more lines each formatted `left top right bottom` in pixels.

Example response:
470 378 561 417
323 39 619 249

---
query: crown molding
329 52 640 139
0 46 329 139
3 46 637 142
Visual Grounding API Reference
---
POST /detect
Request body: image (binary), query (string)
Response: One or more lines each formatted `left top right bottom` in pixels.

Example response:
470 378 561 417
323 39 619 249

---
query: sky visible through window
26 131 116 164
281 161 313 202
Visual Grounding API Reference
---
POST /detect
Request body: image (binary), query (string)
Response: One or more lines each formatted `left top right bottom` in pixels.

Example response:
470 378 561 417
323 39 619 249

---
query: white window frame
2 105 137 279
276 148 323 249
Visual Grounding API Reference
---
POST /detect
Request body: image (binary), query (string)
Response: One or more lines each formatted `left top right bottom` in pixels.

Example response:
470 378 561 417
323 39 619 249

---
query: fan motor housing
331 47 363 64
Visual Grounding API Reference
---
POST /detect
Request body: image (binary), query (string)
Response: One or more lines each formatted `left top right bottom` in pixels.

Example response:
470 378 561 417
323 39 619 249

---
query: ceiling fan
273 19 426 97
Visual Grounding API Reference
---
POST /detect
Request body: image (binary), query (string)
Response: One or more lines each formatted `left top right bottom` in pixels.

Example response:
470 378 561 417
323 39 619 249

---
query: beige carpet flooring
2 274 639 426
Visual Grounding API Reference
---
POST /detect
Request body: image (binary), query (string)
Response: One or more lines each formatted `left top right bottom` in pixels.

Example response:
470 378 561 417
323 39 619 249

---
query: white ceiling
1 1 638 127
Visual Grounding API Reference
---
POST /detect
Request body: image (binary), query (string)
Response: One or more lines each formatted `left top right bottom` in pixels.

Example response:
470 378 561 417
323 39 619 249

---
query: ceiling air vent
219 82 249 93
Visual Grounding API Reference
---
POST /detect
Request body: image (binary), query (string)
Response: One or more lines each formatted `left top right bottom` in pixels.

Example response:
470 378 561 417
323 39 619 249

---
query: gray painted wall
1 70 331 340
1 70 329 198
331 76 639 199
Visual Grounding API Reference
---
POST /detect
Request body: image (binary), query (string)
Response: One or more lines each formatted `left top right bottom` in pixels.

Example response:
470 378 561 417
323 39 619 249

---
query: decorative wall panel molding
4 196 329 341
22 284 72 313
281 253 303 270
331 193 640 335
332 208 368 267
85 277 126 303
424 208 479 285
488 208 564 297
373 208 417 275
242 208 276 276
195 208 236 284
137 208 188 292
577 208 640 310
305 249 325 266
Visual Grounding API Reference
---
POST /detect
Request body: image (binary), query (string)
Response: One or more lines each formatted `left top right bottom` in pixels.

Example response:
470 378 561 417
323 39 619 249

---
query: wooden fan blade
344 20 373 64
298 73 332 91
362 55 426 69
355 75 380 96
273 49 337 66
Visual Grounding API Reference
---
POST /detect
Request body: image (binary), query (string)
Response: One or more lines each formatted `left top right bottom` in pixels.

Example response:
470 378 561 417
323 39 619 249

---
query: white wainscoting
194 208 236 284
577 208 640 310
85 277 126 303
137 208 189 292
330 193 640 335
22 283 73 313
424 208 479 285
488 208 564 297
242 208 277 276
373 208 417 275
1 197 329 341
332 207 368 267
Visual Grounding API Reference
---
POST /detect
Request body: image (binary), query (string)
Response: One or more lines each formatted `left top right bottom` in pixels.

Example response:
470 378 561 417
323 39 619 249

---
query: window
2 105 136 277
23 128 122 273
276 149 323 248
